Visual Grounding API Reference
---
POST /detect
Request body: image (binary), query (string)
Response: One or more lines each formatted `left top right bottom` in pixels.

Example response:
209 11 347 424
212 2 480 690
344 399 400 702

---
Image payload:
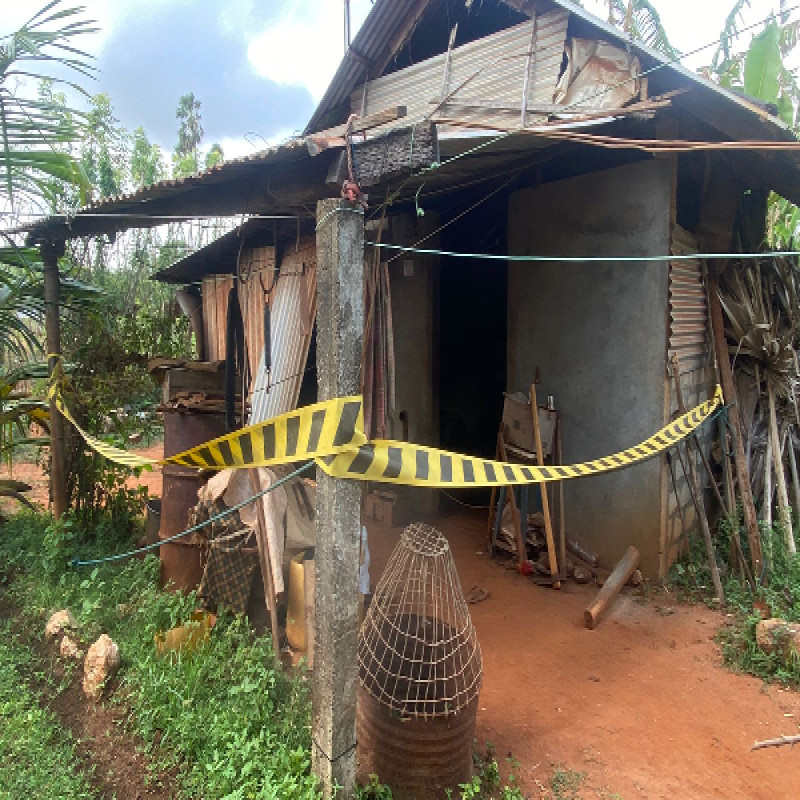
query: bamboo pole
767 383 796 553
707 270 763 576
763 435 774 570
787 428 800 535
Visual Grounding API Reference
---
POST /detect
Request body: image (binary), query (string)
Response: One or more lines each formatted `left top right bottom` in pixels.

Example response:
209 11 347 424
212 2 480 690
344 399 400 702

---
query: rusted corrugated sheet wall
662 224 715 575
239 246 276 383
250 235 317 423
201 275 234 361
669 226 709 367
350 10 569 135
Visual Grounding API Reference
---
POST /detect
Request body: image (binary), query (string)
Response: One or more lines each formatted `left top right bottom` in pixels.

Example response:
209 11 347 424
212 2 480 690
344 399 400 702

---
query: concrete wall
386 213 440 520
507 159 672 576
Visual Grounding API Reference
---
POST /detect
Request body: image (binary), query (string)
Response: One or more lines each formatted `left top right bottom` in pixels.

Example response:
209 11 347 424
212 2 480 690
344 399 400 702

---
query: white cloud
246 0 373 102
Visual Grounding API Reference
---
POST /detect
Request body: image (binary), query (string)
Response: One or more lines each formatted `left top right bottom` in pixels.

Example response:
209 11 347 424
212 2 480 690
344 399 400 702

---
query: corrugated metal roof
308 0 796 145
350 10 570 137
153 219 276 284
24 137 315 244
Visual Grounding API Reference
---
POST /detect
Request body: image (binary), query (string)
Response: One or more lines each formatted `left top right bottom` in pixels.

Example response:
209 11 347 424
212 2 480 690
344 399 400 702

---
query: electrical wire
370 242 800 264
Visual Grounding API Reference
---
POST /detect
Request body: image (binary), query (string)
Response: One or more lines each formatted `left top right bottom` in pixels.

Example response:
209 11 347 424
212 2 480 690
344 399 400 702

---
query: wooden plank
306 106 408 155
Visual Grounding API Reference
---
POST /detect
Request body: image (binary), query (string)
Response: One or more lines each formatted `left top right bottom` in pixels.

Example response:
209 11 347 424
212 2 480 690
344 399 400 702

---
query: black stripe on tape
350 445 376 474
483 462 497 483
239 433 253 465
286 416 300 457
196 447 215 467
218 439 234 466
384 447 403 479
555 467 570 478
416 450 429 481
502 465 515 483
462 459 475 483
334 401 362 447
521 467 534 481
307 410 327 453
263 424 276 459
441 454 453 483
179 453 202 467
538 466 553 480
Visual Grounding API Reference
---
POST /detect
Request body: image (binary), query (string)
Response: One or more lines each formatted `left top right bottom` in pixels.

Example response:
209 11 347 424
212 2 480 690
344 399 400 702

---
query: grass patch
1 510 319 799
0 619 98 799
669 518 800 686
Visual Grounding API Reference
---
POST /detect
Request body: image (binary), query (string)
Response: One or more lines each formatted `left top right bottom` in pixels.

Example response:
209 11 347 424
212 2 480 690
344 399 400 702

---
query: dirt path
39 637 176 800
0 590 174 800
366 508 800 800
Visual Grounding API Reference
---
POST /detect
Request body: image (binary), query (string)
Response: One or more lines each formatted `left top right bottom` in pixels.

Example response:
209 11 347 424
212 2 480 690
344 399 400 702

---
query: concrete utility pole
312 198 364 800
41 240 67 519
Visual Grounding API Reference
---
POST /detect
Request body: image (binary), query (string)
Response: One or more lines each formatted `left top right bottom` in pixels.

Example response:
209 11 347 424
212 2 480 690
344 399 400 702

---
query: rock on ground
45 609 76 638
60 634 83 661
83 634 120 700
755 618 800 660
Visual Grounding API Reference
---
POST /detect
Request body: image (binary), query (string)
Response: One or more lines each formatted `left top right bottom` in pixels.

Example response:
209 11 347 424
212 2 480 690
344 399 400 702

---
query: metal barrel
159 408 226 591
356 688 478 800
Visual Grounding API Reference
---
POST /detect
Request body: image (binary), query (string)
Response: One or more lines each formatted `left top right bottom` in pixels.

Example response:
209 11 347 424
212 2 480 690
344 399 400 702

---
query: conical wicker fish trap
358 522 483 720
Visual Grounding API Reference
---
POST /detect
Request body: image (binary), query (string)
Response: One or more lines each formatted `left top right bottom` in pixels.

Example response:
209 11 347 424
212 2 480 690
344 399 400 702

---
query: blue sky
2 1 789 159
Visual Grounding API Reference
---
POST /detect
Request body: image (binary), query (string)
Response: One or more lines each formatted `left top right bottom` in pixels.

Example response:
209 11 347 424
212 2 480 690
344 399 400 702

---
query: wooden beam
41 240 67 519
306 106 408 155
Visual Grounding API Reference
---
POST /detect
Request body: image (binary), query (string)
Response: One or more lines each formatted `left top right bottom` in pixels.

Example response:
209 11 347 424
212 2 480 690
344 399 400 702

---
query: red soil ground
6 451 800 799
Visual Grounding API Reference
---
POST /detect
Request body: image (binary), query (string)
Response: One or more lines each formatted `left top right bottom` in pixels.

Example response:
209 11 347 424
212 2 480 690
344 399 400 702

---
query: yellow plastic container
286 553 307 652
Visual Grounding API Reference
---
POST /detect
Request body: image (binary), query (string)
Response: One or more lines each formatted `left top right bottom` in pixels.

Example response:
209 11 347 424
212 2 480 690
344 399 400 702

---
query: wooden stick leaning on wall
555 416 566 578
497 431 529 567
247 468 281 666
707 267 763 576
669 354 725 606
530 381 560 589
670 354 754 589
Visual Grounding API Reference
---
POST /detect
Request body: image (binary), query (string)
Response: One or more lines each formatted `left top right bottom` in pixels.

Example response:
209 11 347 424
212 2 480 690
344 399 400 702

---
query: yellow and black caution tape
52 384 723 487
52 389 366 471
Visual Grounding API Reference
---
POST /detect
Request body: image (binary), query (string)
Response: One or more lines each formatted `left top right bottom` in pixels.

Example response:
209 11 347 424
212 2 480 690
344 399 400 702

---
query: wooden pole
787 428 800 537
312 198 364 800
584 546 640 629
670 354 725 606
767 384 795 553
530 381 560 588
41 240 67 519
707 269 763 576
555 415 566 576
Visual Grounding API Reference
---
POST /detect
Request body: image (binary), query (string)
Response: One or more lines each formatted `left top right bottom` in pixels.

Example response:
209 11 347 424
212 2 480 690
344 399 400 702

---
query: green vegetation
1 510 319 799
0 620 97 799
548 767 587 800
670 519 800 686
